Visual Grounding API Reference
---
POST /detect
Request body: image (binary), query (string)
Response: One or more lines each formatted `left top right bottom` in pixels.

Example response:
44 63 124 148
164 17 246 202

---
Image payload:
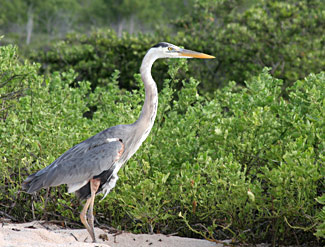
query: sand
0 221 226 247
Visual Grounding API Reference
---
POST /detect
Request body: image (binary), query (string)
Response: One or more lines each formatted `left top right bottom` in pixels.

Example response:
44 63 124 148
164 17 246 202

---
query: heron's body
22 42 214 242
23 47 159 200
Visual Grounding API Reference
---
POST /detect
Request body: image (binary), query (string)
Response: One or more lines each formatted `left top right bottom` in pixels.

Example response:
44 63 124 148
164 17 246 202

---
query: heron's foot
80 197 97 243
80 210 96 242
87 210 96 243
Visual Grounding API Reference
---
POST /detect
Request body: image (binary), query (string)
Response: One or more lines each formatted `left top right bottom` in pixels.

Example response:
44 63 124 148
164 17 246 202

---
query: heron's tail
22 171 48 193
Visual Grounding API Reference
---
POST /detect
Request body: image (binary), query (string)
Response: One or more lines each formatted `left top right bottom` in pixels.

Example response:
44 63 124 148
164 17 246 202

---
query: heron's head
149 42 215 59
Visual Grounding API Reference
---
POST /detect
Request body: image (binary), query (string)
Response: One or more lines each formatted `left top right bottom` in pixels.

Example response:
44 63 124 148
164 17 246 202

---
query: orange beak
179 48 215 59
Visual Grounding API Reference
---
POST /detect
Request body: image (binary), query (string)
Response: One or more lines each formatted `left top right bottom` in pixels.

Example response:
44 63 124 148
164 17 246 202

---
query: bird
22 42 214 243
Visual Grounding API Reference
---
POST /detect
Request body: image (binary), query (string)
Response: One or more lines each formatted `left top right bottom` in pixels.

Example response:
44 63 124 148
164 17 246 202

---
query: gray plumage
22 42 214 243
23 126 126 197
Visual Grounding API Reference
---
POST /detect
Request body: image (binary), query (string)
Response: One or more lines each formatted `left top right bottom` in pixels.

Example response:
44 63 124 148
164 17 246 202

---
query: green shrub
29 30 164 91
174 0 325 91
1 44 324 245
0 44 39 121
29 0 325 96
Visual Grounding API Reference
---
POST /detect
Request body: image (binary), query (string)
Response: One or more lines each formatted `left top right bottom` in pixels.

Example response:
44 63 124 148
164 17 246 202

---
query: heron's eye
168 47 173 51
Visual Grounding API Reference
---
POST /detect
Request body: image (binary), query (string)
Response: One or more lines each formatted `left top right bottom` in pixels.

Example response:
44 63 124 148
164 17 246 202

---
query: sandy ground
0 221 228 247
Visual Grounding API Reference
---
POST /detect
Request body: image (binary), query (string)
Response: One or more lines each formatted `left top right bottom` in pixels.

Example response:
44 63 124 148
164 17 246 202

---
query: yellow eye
168 47 173 51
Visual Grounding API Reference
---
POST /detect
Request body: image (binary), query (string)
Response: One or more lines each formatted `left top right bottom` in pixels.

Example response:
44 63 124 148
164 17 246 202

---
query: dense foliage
175 0 325 90
28 0 325 96
30 30 160 90
1 44 324 245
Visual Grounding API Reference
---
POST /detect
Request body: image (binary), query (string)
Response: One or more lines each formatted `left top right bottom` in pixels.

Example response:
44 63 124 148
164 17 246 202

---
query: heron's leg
80 196 93 241
87 178 100 243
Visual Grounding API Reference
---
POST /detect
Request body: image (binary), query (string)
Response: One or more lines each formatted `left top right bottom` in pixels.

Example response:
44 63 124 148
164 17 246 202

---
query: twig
41 188 50 220
284 216 316 231
113 231 123 243
178 212 232 246
0 210 18 222
94 219 120 233
31 198 36 220
70 233 79 241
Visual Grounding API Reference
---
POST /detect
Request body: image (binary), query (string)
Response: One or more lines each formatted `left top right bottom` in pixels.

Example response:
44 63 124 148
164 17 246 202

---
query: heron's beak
179 48 215 59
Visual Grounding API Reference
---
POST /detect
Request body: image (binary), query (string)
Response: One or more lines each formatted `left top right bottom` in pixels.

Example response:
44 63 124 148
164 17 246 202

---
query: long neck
133 52 158 133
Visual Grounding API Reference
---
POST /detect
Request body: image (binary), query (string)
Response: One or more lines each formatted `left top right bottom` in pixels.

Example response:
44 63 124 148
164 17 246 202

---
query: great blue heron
22 42 214 242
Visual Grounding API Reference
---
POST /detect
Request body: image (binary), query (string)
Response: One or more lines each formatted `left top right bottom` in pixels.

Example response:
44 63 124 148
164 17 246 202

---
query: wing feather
23 136 123 193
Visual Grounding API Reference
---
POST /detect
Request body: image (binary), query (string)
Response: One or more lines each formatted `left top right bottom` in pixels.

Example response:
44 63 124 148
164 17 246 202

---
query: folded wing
22 137 123 194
